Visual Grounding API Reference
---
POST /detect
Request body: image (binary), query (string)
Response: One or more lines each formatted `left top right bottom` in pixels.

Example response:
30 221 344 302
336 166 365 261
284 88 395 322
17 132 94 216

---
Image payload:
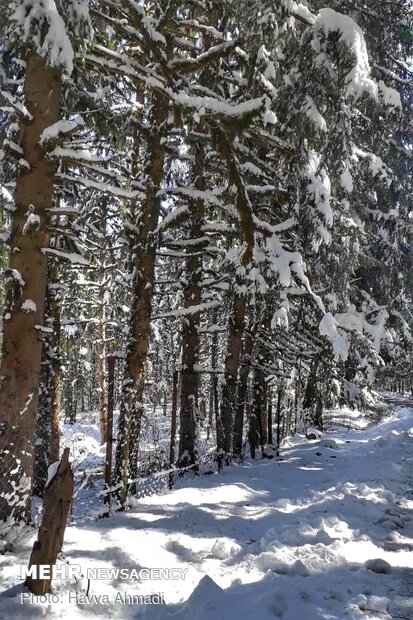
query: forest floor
0 403 412 620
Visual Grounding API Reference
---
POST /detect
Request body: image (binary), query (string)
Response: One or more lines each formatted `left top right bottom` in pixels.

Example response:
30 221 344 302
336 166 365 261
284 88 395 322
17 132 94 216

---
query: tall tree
0 0 90 523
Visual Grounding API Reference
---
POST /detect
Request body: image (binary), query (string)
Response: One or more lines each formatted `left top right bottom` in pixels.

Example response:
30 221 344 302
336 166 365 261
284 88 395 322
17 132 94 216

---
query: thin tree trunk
152 341 160 415
248 377 257 459
267 389 273 445
252 317 271 454
49 270 62 464
0 54 61 522
114 92 167 504
33 264 62 496
252 363 265 455
233 330 254 456
34 346 52 497
178 141 205 469
217 132 255 464
97 296 107 444
218 280 248 463
303 356 321 427
218 227 254 462
276 387 282 456
97 210 108 444
209 313 219 442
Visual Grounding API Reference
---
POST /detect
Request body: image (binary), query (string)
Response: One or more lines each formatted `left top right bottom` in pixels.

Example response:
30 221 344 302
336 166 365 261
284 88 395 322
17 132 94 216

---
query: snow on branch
39 117 84 146
377 80 402 109
57 173 140 199
0 90 33 120
170 40 238 74
304 150 333 247
319 302 390 362
10 0 75 74
165 187 225 207
283 1 316 25
47 146 108 164
312 8 378 101
244 128 295 158
155 206 189 234
390 310 413 343
173 93 264 120
42 248 90 265
0 185 13 204
352 145 393 185
62 0 91 39
153 301 221 320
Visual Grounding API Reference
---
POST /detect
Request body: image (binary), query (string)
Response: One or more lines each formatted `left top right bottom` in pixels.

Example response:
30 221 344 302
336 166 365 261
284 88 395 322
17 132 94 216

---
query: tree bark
218 284 247 462
97 294 107 444
26 448 73 595
251 315 271 455
233 329 254 456
33 263 62 495
177 142 205 469
208 308 219 442
0 54 61 523
276 387 282 455
252 362 266 456
114 91 167 504
219 240 254 461
217 134 255 464
303 356 322 428
267 389 273 445
97 210 108 444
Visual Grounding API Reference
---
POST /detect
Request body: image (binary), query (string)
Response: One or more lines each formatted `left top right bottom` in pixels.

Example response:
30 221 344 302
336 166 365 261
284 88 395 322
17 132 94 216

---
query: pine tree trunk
276 387 283 454
97 298 107 444
217 130 255 464
0 54 61 522
177 142 205 469
233 328 254 456
97 232 107 444
267 389 273 445
33 263 62 496
218 288 247 462
303 356 321 427
114 92 167 504
252 315 271 454
208 308 219 442
34 351 52 496
252 363 266 455
218 237 254 461
49 268 62 464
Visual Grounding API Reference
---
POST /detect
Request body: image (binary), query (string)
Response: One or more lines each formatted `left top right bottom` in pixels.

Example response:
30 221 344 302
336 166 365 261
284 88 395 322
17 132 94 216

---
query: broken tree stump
25 448 73 595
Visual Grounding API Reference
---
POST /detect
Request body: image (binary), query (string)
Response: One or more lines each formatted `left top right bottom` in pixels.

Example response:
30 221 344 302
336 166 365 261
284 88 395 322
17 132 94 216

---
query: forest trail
1 406 412 620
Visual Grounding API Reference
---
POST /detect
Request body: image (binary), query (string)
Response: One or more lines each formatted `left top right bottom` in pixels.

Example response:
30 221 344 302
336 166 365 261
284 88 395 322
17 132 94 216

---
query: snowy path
1 406 412 619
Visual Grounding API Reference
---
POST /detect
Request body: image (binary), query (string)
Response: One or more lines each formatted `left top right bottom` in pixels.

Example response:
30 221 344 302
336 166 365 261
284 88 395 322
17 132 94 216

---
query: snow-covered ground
1 405 412 620
56 408 216 519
